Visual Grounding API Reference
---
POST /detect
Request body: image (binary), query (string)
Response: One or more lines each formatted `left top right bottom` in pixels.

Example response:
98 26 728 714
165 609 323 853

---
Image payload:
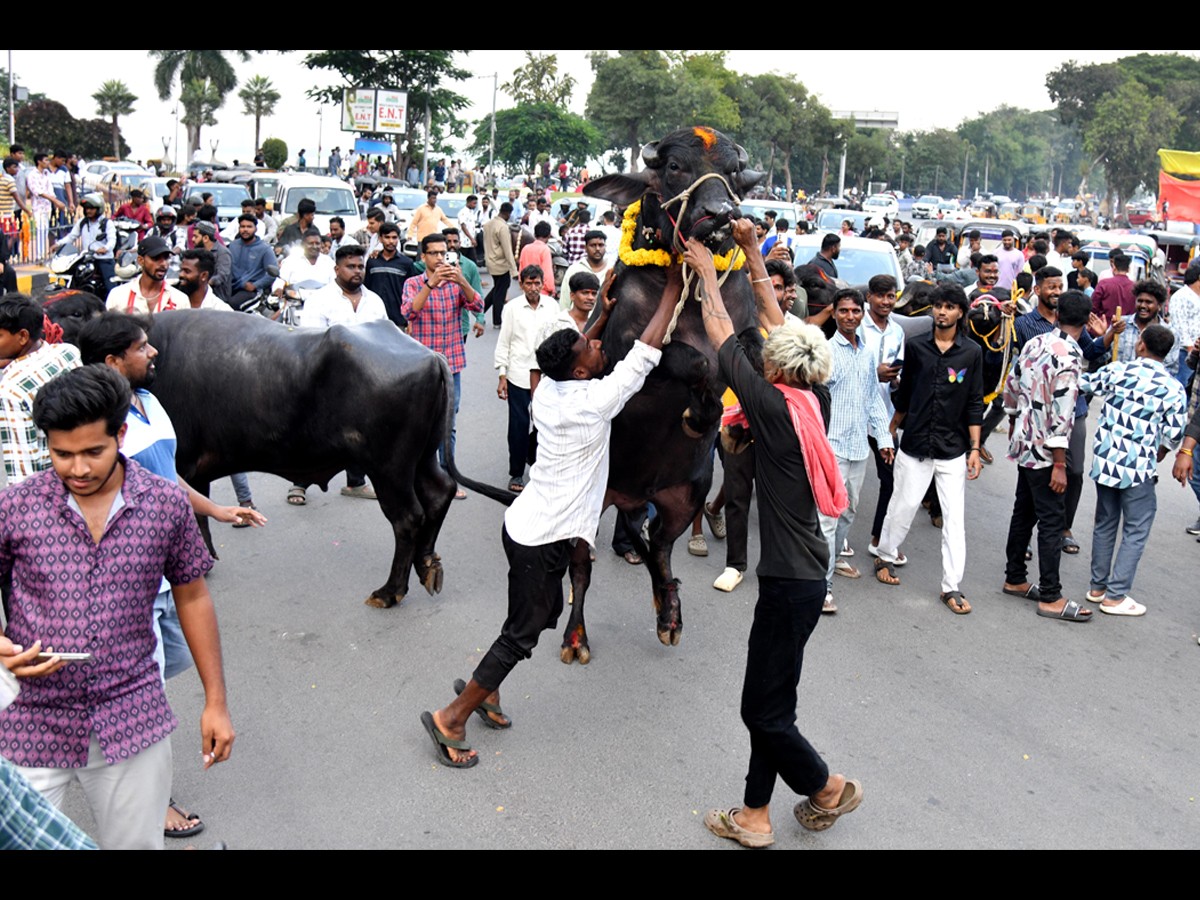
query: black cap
138 235 171 257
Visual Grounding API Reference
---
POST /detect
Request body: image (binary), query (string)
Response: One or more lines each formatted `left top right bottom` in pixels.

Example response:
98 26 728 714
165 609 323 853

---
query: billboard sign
342 88 408 134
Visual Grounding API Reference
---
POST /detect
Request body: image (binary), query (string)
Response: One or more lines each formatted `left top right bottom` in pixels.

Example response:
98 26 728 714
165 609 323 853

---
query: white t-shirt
106 280 189 314
303 281 387 329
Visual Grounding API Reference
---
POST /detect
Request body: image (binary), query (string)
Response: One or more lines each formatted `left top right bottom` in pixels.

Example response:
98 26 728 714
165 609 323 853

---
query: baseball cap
137 235 171 257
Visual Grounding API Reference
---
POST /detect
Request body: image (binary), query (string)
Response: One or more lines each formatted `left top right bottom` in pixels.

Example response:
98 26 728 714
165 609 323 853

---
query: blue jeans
152 589 194 681
437 371 462 468
1089 479 1157 600
1177 348 1193 392
229 472 252 505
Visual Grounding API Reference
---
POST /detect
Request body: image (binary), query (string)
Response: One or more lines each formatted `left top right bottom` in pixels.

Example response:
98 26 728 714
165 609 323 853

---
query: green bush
261 137 287 169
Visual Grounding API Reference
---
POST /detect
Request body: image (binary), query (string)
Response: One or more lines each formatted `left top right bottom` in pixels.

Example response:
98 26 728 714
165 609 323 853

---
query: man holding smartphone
0 365 234 849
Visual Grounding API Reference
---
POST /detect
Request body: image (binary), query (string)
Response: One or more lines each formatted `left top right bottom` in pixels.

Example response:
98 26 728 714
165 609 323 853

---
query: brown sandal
941 591 972 615
874 557 900 586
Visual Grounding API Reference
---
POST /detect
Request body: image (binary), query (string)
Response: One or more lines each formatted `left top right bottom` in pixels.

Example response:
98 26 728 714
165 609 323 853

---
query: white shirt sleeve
583 341 662 421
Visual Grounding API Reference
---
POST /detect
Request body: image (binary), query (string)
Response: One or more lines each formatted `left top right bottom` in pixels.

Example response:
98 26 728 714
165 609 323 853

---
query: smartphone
36 652 92 662
888 358 904 372
445 251 459 267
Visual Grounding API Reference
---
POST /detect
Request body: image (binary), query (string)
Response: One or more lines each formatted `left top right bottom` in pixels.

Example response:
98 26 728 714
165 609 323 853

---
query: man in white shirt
289 245 387 505
421 264 684 768
105 236 189 314
598 210 621 268
456 194 481 264
273 228 336 302
1170 264 1200 389
176 248 233 310
495 265 561 492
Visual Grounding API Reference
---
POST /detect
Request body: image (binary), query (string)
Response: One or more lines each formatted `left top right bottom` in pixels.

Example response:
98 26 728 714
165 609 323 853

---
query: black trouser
1004 466 1065 599
472 526 572 692
484 272 511 326
742 576 830 809
506 384 531 479
719 441 755 572
611 507 648 555
868 435 893 541
1064 415 1086 531
979 397 1007 448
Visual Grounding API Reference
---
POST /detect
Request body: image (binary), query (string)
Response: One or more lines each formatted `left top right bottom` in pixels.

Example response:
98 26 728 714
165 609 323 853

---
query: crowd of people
1 159 1198 849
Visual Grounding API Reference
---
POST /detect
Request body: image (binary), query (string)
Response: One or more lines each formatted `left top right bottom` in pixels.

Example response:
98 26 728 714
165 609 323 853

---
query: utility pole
421 86 431 186
489 73 497 177
961 147 970 198
7 50 13 145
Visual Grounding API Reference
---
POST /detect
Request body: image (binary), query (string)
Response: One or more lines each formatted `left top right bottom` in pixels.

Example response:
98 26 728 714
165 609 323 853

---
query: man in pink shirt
517 221 556 297
994 229 1026 293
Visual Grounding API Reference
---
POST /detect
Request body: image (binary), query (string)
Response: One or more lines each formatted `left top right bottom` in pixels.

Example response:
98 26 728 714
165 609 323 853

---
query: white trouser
820 456 868 587
18 732 172 850
877 450 968 594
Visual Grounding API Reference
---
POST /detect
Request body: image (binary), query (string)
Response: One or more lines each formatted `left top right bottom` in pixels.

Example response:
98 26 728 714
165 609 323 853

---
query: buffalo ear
734 169 766 198
584 171 657 207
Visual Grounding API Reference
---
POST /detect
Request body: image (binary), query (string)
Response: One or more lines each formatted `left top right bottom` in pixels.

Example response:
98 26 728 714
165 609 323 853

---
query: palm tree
92 80 137 160
151 50 251 157
238 75 281 154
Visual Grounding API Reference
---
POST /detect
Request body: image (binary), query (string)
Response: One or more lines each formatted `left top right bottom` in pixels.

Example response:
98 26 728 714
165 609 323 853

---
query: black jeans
484 272 511 326
868 436 893 541
742 576 830 808
1004 466 1065 598
720 441 755 572
611 507 648 556
506 384 532 479
472 526 572 692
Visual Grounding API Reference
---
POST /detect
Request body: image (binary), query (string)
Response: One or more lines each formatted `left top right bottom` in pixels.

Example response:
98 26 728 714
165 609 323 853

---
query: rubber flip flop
419 710 478 768
941 591 972 615
1061 536 1080 555
1036 599 1093 623
1002 584 1041 601
164 799 205 839
453 678 512 729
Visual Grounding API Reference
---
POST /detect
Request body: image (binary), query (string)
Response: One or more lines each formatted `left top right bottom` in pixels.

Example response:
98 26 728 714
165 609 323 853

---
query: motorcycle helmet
81 193 105 211
156 205 177 220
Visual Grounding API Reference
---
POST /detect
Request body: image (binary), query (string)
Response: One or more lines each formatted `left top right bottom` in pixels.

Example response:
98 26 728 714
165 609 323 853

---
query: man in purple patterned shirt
0 365 234 849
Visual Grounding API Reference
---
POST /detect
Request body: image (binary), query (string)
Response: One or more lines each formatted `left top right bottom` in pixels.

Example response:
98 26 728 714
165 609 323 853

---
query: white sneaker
1100 596 1147 617
713 567 744 592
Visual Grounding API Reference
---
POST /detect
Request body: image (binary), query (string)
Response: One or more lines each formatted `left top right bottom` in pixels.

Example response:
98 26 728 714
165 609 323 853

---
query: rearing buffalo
564 127 765 659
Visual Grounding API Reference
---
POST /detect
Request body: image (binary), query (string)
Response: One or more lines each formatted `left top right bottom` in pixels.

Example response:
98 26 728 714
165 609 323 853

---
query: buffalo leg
412 452 456 597
366 478 424 609
644 479 710 646
559 539 594 665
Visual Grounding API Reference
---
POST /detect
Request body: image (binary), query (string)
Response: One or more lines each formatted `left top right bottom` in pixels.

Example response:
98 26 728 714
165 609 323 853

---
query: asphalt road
53 296 1200 850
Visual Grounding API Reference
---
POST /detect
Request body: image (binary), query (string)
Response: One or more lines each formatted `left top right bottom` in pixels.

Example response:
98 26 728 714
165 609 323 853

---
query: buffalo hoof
560 644 592 665
417 554 444 595
681 409 704 440
656 623 683 646
365 592 402 609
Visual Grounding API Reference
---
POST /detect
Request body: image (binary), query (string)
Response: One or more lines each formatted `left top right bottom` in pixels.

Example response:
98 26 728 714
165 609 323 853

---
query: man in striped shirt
821 289 893 613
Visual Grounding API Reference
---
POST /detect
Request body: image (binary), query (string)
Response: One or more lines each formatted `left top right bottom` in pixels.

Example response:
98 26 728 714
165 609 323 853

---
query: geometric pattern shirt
1169 285 1200 348
1003 329 1081 468
1079 358 1186 488
0 458 214 768
1115 313 1179 375
0 342 81 484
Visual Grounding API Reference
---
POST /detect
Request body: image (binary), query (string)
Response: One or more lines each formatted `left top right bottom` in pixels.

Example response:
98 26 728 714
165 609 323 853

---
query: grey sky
1 49 1171 167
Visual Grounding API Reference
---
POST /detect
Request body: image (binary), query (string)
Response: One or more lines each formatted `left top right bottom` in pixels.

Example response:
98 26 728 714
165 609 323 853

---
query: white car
862 194 900 218
274 174 364 236
791 233 904 287
912 195 943 219
81 161 149 192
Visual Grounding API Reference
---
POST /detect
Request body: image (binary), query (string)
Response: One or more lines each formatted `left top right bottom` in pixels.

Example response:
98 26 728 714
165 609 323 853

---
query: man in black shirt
688 226 862 849
873 283 984 615
807 233 840 281
364 222 415 328
926 226 956 271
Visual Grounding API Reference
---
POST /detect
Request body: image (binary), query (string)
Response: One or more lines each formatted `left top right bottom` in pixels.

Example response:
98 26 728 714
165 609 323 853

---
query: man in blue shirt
228 214 275 311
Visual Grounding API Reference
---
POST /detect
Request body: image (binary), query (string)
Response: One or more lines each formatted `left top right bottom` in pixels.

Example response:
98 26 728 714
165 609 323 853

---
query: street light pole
8 50 14 145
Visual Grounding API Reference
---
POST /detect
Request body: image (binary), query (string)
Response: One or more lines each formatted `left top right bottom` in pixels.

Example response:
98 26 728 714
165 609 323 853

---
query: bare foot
732 804 772 835
812 773 847 810
432 708 476 765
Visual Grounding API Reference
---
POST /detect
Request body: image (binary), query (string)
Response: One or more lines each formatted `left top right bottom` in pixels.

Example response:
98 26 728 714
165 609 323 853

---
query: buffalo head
41 290 105 346
585 127 765 247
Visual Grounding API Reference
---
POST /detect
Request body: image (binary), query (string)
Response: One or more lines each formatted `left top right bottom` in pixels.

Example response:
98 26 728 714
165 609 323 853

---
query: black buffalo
554 127 764 660
146 310 457 608
41 290 105 345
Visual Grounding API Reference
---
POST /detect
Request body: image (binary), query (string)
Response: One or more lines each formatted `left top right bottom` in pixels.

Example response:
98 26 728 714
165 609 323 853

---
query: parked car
863 194 900 218
791 233 903 288
911 195 943 219
273 174 363 235
815 209 872 234
738 199 804 228
81 161 149 192
246 174 284 211
183 182 252 227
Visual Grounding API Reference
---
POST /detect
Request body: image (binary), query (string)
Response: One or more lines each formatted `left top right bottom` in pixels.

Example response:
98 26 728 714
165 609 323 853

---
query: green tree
471 104 602 174
92 80 137 161
585 50 675 172
16 99 128 159
732 73 832 197
179 79 222 159
304 50 471 177
502 51 576 106
1112 52 1200 150
260 137 287 169
0 67 46 139
151 50 253 156
238 74 281 154
1084 80 1180 215
664 51 740 133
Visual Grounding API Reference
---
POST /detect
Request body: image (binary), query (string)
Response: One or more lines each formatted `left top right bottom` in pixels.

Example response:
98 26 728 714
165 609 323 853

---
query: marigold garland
619 199 745 272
